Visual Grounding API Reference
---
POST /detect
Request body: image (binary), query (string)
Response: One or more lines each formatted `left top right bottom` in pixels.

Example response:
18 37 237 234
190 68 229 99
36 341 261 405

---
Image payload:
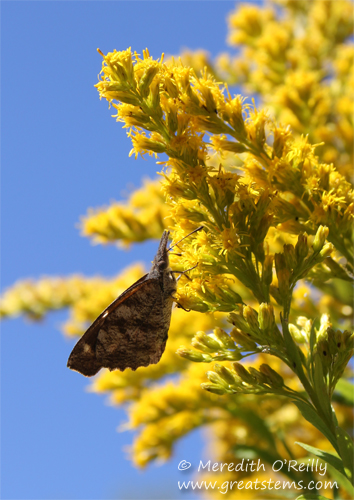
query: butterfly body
67 231 176 377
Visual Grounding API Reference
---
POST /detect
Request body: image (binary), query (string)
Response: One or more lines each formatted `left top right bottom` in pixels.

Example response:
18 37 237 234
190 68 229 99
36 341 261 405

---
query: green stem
282 290 336 437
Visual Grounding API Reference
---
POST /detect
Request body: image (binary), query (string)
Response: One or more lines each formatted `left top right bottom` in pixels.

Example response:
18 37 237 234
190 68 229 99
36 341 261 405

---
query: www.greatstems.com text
177 459 338 495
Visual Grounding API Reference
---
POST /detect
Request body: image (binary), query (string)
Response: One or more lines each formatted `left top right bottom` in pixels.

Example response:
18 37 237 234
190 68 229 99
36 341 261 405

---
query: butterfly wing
96 278 173 371
67 274 150 376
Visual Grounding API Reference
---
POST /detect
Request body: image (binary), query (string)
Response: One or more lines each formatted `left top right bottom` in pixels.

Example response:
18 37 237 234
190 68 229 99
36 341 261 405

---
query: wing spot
83 343 93 353
102 311 109 318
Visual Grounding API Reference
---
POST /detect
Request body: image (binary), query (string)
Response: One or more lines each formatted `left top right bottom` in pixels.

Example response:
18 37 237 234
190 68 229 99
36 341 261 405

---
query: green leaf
331 405 339 427
335 426 354 484
309 320 317 380
334 379 354 405
282 316 305 372
313 353 331 419
295 442 345 475
292 400 338 452
295 442 354 496
233 444 299 482
326 463 354 497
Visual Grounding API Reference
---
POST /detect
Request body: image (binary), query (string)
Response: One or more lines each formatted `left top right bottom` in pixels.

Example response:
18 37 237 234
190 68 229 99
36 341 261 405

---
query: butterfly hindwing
67 274 151 376
96 278 172 371
66 317 102 377
67 228 200 377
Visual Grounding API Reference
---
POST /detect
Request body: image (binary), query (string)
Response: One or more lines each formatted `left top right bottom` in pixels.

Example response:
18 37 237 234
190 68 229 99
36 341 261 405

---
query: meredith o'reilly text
198 459 327 476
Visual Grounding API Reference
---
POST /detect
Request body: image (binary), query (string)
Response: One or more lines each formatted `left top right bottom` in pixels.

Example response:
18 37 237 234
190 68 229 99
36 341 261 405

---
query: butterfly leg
175 302 191 312
171 263 198 282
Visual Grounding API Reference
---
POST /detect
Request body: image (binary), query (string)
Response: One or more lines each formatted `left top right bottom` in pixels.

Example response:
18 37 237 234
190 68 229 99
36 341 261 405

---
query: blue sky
1 2 240 499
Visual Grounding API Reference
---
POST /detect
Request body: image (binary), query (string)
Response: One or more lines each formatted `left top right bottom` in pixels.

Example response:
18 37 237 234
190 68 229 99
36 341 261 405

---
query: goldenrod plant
1 2 353 499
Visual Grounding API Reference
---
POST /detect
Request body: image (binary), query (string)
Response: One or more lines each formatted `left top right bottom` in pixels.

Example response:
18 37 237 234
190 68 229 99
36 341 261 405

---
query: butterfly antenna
168 226 203 252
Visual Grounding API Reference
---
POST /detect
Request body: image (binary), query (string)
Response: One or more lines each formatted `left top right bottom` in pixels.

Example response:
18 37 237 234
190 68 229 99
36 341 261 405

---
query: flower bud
243 306 259 332
206 370 229 388
213 327 236 349
319 243 334 259
312 225 329 252
177 347 212 363
273 127 288 158
259 364 284 388
262 255 274 286
233 362 255 384
275 253 290 295
105 88 141 105
138 65 160 97
177 298 209 313
297 316 310 328
213 350 243 362
335 329 343 350
228 312 251 333
289 323 306 343
258 303 275 332
185 82 200 105
110 60 128 83
214 364 239 386
201 383 227 395
248 367 268 385
254 119 266 149
252 242 265 263
191 340 214 353
166 108 178 134
228 97 247 138
135 136 166 154
343 330 354 350
217 140 247 154
163 75 179 98
295 233 308 264
317 339 332 369
342 202 354 233
255 215 272 244
149 81 162 117
230 328 257 350
317 314 331 341
283 244 297 270
214 286 243 310
327 328 339 356
192 331 221 351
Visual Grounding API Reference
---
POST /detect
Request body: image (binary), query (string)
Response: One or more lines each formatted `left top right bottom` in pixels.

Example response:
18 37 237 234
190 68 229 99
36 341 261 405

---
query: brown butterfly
67 227 202 377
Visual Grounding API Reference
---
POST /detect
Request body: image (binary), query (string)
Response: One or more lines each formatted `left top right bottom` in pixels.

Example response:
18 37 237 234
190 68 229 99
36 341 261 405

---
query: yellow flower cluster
126 358 285 466
91 34 353 488
94 45 353 272
0 265 145 331
123 355 350 479
177 1 353 180
1 3 353 496
0 275 105 320
81 178 173 245
227 1 354 179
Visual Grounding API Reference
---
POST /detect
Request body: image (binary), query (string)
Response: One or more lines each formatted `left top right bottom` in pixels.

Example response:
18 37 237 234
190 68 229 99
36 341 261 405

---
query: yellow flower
2 4 353 493
80 178 172 245
228 4 275 45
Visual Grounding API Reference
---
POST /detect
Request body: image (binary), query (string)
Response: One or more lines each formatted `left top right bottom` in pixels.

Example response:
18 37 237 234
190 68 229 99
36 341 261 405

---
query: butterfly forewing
67 275 151 376
96 278 172 371
67 228 201 377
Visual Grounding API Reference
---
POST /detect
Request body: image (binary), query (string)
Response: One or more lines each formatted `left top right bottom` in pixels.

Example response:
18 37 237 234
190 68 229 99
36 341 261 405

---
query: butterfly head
153 230 171 269
149 231 177 297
